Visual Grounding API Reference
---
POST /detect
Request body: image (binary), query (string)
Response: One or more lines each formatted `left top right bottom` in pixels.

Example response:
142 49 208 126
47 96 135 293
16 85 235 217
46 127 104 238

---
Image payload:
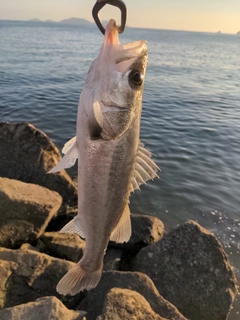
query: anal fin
48 136 78 173
60 216 85 239
110 205 131 243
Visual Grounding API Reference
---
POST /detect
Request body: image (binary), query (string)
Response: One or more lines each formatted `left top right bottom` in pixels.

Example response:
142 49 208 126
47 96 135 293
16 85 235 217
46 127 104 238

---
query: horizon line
0 18 239 35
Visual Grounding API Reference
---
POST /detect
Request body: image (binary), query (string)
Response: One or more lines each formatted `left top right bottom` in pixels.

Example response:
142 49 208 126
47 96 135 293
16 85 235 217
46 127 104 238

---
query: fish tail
56 262 102 296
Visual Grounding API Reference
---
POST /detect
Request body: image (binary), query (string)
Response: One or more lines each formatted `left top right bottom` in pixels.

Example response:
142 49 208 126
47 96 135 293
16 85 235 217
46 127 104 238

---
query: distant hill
28 18 43 22
26 17 93 25
45 19 55 23
237 31 240 35
59 17 93 25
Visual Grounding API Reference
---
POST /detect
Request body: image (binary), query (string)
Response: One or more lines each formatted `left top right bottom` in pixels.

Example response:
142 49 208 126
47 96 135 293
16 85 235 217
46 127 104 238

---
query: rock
103 248 124 271
0 248 85 310
0 122 77 205
131 220 238 320
78 271 186 320
0 296 86 320
97 288 166 320
20 243 41 252
0 220 36 249
40 232 85 262
108 214 165 270
109 213 164 251
0 177 62 240
46 206 78 232
0 260 17 309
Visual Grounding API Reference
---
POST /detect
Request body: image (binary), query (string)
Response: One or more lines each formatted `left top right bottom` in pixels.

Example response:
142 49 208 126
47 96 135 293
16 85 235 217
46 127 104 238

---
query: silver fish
48 19 159 295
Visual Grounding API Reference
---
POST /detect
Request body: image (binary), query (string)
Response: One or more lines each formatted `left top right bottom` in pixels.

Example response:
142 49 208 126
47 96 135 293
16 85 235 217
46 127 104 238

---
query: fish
48 19 159 295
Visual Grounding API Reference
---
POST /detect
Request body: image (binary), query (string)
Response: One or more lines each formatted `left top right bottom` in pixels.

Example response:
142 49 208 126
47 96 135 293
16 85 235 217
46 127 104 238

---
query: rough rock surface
20 243 41 252
0 248 84 310
97 288 166 320
103 248 124 271
109 213 165 251
0 260 17 309
0 296 86 320
40 232 85 262
131 220 238 320
0 122 77 204
0 220 36 249
78 271 186 320
46 206 78 232
0 177 62 239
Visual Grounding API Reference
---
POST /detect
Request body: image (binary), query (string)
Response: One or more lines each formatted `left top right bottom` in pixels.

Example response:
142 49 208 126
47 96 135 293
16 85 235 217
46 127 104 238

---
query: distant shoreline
0 18 239 35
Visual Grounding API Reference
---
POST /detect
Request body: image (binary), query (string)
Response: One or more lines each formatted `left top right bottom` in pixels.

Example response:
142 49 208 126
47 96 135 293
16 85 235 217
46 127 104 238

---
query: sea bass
49 19 159 295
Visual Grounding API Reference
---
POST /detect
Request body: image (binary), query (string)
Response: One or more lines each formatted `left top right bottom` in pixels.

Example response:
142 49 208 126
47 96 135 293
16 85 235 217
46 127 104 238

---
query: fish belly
77 118 139 269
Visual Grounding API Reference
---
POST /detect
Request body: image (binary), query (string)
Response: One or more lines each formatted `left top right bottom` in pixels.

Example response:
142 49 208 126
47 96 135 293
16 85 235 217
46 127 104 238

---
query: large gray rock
103 248 124 271
97 288 166 320
0 122 77 204
0 248 84 310
131 220 238 320
0 177 62 241
109 213 165 251
40 232 85 262
78 271 186 320
0 296 86 320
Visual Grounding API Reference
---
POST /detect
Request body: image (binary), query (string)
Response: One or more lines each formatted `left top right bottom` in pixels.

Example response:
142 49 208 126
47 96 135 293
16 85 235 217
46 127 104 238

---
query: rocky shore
0 122 238 320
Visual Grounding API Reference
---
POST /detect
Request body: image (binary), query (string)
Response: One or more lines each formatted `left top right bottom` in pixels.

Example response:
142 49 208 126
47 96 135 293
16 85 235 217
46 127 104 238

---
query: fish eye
128 69 144 89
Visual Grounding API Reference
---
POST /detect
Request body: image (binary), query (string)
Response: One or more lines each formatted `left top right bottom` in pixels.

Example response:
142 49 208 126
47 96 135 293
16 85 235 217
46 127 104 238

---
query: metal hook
92 0 127 35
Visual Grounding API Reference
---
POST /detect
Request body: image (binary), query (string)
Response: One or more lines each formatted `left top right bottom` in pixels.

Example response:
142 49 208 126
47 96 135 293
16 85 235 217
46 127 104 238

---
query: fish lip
115 40 147 69
103 19 119 46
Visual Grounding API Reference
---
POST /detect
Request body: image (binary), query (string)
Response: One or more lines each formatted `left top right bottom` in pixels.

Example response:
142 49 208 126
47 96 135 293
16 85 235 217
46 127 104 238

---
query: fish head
83 19 148 140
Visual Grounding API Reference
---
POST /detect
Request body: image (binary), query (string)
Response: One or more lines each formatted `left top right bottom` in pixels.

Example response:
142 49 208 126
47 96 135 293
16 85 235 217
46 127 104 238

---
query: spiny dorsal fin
48 136 78 173
110 205 131 243
60 216 85 239
130 141 160 192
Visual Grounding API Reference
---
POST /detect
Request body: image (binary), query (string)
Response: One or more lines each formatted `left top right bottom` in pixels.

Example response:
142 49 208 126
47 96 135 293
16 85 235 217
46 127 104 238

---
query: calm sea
0 20 239 317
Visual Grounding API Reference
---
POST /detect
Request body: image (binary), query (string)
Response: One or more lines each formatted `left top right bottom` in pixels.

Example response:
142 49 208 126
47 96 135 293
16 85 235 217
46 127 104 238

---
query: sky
0 0 240 34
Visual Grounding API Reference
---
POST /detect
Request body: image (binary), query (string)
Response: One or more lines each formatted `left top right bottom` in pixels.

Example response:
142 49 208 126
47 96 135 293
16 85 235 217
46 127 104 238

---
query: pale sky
0 0 240 34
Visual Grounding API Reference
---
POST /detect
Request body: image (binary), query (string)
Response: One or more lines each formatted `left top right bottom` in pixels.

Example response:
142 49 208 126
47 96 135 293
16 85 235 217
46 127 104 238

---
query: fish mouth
104 19 119 46
101 19 147 73
115 39 147 73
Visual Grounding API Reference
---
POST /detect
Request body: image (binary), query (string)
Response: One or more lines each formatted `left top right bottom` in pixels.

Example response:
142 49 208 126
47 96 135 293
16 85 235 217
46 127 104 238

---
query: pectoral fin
130 141 160 192
62 136 77 154
88 101 103 139
48 136 78 173
110 205 131 243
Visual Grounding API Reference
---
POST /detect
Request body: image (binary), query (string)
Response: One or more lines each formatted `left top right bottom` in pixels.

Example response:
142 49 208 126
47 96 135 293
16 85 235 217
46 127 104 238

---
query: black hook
92 0 127 35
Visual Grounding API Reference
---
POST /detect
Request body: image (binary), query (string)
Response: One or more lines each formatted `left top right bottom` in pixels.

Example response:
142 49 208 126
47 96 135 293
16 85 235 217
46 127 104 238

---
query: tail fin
56 262 102 296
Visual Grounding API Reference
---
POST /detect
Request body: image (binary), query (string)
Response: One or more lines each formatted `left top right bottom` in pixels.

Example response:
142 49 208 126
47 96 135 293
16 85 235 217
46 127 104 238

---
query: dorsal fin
130 141 160 192
48 136 78 173
110 205 131 243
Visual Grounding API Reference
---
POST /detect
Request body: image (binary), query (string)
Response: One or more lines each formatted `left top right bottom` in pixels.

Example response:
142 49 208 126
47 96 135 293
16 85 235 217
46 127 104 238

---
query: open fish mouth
116 40 147 63
101 19 147 72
